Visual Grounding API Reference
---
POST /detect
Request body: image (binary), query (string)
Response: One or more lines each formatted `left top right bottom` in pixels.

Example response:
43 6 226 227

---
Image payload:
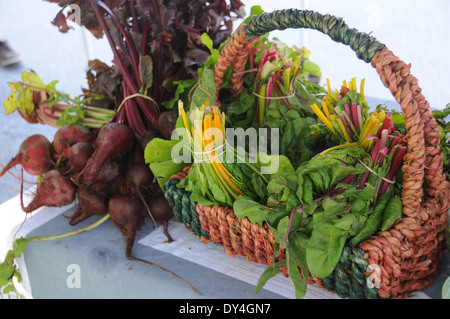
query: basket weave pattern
164 9 450 299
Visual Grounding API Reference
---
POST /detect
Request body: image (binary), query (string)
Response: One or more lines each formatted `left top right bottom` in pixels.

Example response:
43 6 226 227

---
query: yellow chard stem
258 84 267 126
284 68 291 92
311 103 334 132
178 101 194 148
327 78 332 94
360 78 365 100
336 118 352 142
322 101 332 120
351 77 357 92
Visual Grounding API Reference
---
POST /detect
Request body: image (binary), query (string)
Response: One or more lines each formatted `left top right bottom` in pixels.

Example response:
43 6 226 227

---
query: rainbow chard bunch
174 100 271 207
310 78 407 195
220 34 325 168
249 40 322 127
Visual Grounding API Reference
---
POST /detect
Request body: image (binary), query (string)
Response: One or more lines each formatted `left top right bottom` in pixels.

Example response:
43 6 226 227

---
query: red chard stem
351 102 359 129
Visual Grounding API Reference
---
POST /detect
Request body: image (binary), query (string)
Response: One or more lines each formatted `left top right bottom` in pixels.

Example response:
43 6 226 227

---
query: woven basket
164 9 450 299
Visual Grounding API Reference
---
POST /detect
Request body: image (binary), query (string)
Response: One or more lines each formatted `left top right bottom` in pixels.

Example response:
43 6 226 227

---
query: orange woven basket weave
164 9 450 299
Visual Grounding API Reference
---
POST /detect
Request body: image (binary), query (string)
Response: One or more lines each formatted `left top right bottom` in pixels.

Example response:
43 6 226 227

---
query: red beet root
108 194 200 295
52 125 95 158
123 163 158 227
20 169 75 213
67 142 94 174
125 163 155 195
108 194 146 257
148 195 174 242
80 123 134 186
0 134 53 178
88 159 121 195
69 185 108 225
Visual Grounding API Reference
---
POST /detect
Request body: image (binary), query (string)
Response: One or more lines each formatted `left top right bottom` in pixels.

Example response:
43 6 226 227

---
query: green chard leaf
306 212 355 278
233 195 272 226
144 137 189 189
286 232 309 299
138 54 154 95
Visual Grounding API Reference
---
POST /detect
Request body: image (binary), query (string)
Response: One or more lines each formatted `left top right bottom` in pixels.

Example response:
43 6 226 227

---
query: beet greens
47 0 245 139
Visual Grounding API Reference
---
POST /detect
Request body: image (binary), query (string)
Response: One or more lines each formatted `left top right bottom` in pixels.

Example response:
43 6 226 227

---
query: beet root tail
0 155 22 179
124 236 201 295
69 208 92 226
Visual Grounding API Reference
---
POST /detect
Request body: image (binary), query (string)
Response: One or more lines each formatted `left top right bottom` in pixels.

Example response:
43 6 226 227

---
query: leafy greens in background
432 103 450 179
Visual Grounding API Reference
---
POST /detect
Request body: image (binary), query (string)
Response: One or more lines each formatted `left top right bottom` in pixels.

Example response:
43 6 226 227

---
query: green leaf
200 33 219 64
149 161 187 189
254 260 285 296
145 137 189 189
322 197 351 217
144 138 180 163
258 153 295 176
20 70 45 85
139 55 153 95
161 78 196 110
233 195 271 227
302 60 322 78
350 198 369 216
306 213 354 278
356 184 377 201
287 232 309 298
12 237 31 257
243 5 265 24
3 87 19 114
189 68 216 110
56 106 86 126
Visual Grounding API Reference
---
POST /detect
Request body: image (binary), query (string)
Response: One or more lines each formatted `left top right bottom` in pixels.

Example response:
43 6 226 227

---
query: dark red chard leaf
51 9 72 33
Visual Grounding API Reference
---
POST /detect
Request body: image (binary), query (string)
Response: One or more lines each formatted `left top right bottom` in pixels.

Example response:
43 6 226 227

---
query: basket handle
213 9 449 218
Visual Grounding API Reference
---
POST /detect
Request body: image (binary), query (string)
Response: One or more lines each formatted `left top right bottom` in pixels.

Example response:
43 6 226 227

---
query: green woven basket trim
322 246 380 299
164 178 209 239
244 9 385 63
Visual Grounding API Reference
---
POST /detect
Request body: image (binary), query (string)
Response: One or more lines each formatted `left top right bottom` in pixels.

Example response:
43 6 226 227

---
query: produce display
159 75 410 297
158 8 449 299
0 2 448 299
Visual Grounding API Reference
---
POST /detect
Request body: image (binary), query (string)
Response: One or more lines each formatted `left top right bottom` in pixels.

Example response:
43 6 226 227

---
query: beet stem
31 214 111 242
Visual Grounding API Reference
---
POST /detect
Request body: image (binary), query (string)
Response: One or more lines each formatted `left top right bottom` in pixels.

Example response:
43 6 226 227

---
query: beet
125 163 154 194
123 163 158 227
69 185 108 225
148 195 174 243
67 142 94 174
0 134 54 178
108 194 146 257
79 123 134 186
20 169 75 213
108 194 200 295
157 110 178 140
139 129 159 150
88 159 121 195
52 125 95 158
